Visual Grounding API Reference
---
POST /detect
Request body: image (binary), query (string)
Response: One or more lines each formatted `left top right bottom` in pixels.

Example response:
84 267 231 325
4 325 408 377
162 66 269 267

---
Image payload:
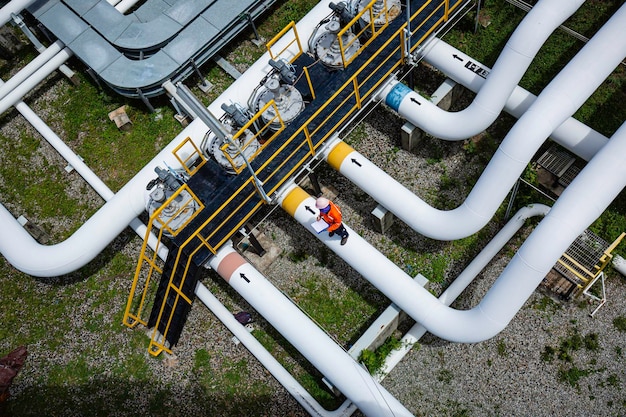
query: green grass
359 335 404 376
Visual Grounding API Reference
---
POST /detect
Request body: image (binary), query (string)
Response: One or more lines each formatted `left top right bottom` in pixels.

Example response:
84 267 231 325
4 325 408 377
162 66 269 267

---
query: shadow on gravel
3 377 306 417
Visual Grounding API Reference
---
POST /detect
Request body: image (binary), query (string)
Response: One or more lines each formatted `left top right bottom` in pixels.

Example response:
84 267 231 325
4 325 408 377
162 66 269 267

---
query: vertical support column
243 13 265 47
307 171 323 197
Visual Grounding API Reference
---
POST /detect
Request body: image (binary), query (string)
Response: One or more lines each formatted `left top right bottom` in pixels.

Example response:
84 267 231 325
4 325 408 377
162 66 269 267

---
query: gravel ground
238 103 626 417
1 40 625 417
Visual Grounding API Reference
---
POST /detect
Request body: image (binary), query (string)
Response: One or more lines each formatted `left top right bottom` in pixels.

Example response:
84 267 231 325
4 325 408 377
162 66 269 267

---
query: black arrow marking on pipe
453 54 463 62
240 273 250 283
305 206 316 215
410 97 421 106
351 158 362 167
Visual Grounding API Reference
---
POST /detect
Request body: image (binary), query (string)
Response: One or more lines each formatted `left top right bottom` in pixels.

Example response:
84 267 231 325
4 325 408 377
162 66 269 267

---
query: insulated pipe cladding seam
329 2 626 241
419 38 609 161
378 0 585 140
207 244 415 417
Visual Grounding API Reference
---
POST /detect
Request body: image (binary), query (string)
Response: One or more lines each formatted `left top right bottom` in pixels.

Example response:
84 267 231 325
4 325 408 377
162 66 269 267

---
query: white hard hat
315 197 329 209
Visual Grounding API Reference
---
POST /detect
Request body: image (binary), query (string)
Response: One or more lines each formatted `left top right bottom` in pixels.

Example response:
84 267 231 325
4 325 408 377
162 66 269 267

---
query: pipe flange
314 21 361 68
209 125 260 174
146 187 200 236
254 80 304 130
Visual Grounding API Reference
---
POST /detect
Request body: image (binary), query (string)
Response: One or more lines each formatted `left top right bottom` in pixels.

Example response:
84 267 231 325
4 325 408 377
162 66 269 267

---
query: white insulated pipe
4 75 165 260
0 119 208 276
378 0 585 140
0 40 65 103
0 0 147 117
419 38 609 161
208 244 415 417
282 108 626 342
329 3 626 240
0 43 72 116
383 204 549 375
278 184 499 342
0 0 36 26
193 281 329 417
478 119 626 334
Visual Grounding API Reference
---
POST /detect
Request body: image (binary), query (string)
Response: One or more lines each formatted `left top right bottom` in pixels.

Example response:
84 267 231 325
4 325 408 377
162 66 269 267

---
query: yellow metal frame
123 185 204 341
556 232 626 296
172 136 207 177
128 0 469 356
179 0 467 257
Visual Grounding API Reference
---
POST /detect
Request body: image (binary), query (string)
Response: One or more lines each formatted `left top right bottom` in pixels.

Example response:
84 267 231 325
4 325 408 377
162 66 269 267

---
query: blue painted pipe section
384 82 411 111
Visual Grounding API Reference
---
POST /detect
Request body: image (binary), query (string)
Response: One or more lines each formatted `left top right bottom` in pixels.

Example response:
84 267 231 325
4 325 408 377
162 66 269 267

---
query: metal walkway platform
174 0 474 264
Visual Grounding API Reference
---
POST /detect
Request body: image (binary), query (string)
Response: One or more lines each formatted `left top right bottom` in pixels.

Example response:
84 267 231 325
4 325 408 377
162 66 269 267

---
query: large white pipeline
193 281 331 417
208 244 415 417
383 204 550 374
377 0 585 140
0 0 36 27
419 38 609 161
0 118 207 276
282 113 626 342
327 2 626 240
3 75 166 260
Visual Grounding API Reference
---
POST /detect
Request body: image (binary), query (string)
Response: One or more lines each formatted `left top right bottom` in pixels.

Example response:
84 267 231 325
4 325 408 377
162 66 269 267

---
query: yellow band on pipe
326 141 354 170
281 186 310 217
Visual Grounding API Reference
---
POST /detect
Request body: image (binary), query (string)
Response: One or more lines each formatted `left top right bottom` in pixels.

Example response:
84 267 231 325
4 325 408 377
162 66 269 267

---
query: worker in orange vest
316 197 349 245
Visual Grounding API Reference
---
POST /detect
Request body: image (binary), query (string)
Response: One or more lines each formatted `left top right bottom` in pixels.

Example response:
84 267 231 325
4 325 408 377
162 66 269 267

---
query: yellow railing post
303 66 316 100
353 78 362 109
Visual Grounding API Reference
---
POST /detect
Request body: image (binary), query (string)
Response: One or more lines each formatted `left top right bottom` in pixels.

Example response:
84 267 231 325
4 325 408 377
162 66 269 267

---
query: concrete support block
400 121 422 152
431 78 458 110
347 273 429 360
198 79 214 93
371 204 394 234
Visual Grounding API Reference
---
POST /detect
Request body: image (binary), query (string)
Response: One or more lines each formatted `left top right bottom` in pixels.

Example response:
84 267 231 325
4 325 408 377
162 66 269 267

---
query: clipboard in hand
311 218 329 233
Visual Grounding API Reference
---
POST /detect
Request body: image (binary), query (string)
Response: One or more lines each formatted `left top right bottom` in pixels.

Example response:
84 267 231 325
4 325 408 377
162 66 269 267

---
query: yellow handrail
172 136 207 177
129 1 473 356
266 21 303 63
220 100 285 174
186 0 467 252
123 184 203 331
